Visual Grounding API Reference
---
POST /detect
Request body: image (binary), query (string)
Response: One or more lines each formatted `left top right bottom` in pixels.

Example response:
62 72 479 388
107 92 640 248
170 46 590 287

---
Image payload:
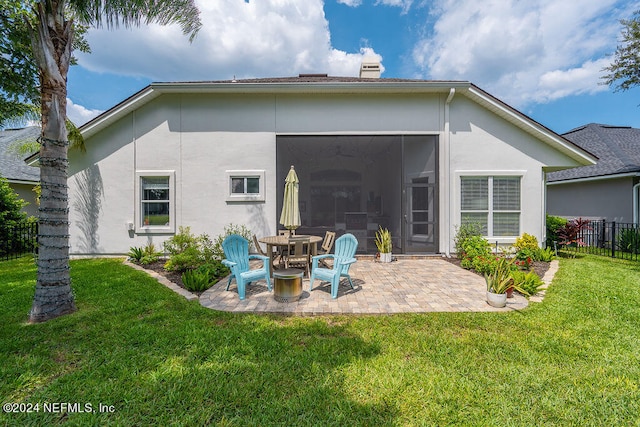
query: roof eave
547 171 640 185
78 80 473 140
464 85 598 167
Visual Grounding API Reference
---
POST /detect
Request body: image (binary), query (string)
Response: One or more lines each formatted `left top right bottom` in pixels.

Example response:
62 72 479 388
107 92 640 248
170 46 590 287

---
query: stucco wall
67 89 577 255
448 97 548 248
547 176 633 222
10 182 38 217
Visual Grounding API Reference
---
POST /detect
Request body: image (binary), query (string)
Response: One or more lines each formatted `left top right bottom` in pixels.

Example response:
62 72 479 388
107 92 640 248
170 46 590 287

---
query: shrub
511 270 544 297
127 246 144 263
557 218 592 249
128 243 162 265
212 223 253 259
514 233 539 252
460 235 491 269
164 227 216 272
546 215 567 247
535 247 555 262
472 255 500 276
618 228 640 254
454 223 483 256
139 243 161 265
181 268 212 292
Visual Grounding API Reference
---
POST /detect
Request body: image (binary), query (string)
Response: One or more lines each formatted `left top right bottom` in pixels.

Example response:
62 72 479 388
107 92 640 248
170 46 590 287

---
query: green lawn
1 254 639 426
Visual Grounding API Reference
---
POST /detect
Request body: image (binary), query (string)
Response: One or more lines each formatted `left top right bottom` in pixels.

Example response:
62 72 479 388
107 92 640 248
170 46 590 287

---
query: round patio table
259 235 322 276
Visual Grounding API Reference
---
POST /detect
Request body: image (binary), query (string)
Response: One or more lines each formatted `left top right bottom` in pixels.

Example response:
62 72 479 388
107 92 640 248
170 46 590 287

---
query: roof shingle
0 127 40 183
547 123 640 182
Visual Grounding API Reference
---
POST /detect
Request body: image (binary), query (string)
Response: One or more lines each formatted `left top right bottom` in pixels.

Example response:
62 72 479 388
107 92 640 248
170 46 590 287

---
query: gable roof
78 76 596 167
0 126 40 184
547 123 640 182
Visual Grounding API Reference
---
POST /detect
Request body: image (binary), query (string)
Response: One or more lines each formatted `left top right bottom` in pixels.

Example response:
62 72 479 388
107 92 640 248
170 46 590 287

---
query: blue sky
66 0 640 135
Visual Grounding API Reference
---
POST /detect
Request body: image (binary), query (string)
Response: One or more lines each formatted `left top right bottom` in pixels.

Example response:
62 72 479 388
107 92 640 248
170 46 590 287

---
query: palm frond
69 0 202 41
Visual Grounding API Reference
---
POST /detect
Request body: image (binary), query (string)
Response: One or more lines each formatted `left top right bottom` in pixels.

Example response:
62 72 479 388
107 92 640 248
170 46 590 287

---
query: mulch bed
141 260 192 292
442 256 550 279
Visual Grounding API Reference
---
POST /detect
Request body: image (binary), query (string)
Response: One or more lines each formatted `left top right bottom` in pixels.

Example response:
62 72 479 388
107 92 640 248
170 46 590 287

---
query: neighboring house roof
0 126 40 184
76 75 596 167
547 123 640 182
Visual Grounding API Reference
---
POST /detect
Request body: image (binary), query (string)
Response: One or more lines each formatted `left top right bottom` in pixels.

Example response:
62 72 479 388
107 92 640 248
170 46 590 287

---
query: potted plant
375 226 393 263
484 257 523 307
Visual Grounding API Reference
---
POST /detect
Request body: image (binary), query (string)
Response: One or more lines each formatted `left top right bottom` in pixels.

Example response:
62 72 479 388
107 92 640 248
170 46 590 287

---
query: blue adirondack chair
222 235 271 300
309 233 358 298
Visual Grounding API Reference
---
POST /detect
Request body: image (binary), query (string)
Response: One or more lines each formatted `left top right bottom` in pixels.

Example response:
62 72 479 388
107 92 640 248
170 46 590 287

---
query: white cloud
76 0 382 82
413 0 634 107
376 0 414 14
66 99 103 127
337 0 362 6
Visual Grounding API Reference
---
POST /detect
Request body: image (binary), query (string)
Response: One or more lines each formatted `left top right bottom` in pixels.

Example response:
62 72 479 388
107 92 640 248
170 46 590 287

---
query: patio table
258 235 322 276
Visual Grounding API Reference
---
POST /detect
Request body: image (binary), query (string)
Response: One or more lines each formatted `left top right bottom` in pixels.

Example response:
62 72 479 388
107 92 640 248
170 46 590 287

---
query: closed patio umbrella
279 165 301 233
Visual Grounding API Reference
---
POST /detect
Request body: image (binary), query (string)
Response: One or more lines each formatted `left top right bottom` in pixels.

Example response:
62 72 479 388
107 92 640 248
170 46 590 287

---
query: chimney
359 59 381 78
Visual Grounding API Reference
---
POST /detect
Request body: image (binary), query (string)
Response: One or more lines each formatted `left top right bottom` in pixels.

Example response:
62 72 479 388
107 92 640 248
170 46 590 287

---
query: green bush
472 255 500 276
454 223 483 255
128 243 161 265
535 247 555 262
213 223 253 259
127 246 144 262
164 227 216 272
514 233 539 251
511 270 544 297
618 228 640 254
546 214 567 247
460 235 492 269
181 268 212 292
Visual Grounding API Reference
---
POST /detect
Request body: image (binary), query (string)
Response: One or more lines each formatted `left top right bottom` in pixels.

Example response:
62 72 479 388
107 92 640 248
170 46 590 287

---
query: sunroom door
402 136 438 253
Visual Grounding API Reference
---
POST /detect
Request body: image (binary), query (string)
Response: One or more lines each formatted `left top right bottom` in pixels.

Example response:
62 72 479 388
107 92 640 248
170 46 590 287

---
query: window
136 171 175 232
461 176 521 236
226 170 265 202
231 177 260 194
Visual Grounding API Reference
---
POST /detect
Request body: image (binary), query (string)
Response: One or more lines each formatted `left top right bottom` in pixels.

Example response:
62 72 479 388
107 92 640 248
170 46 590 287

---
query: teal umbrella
279 165 301 232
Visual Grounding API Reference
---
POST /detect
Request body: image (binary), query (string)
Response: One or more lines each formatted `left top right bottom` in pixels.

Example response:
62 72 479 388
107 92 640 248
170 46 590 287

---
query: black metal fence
0 221 38 261
570 220 640 261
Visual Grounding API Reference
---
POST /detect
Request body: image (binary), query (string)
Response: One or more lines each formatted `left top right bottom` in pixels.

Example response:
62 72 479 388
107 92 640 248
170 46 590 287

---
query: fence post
611 221 616 259
600 219 606 248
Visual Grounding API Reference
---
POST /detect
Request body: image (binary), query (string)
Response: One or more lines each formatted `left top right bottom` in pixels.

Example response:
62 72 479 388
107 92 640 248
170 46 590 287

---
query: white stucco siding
179 131 276 239
69 115 136 254
274 94 442 133
68 86 588 255
448 97 548 248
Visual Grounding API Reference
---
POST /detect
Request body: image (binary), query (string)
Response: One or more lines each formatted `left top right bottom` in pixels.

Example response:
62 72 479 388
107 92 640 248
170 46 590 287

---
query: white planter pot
379 252 392 263
486 291 507 308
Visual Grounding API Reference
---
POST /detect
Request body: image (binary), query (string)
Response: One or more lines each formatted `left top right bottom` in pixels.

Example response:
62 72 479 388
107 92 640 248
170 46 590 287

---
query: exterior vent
299 73 328 78
359 60 381 78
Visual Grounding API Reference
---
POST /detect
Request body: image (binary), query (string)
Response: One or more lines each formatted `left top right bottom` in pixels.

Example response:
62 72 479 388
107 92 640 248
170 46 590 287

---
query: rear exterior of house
67 76 594 256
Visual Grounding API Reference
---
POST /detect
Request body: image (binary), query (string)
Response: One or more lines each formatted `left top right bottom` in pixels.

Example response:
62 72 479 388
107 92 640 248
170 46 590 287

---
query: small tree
602 11 640 91
557 218 592 256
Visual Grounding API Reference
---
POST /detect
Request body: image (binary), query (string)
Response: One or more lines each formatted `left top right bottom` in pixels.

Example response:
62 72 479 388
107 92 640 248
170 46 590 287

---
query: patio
198 257 556 315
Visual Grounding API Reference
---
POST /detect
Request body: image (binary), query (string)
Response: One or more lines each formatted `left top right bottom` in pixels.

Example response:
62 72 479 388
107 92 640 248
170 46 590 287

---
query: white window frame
135 170 175 234
225 170 265 202
457 171 524 240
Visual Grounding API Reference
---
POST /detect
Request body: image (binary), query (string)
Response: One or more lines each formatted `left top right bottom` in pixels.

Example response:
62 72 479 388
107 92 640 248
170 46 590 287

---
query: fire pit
273 268 303 303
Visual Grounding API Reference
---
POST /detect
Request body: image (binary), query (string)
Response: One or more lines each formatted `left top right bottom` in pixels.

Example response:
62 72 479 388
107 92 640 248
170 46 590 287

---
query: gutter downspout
444 88 455 257
634 181 640 225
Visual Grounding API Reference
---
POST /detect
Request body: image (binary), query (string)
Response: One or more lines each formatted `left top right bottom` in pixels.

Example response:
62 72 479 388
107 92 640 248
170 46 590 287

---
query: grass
1 254 639 426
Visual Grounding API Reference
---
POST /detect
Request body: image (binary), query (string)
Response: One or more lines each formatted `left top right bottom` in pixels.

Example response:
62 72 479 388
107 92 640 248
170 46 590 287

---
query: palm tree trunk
28 1 76 322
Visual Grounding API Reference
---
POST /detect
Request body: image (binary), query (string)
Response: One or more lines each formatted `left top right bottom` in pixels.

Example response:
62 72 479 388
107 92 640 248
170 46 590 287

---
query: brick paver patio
197 257 557 315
